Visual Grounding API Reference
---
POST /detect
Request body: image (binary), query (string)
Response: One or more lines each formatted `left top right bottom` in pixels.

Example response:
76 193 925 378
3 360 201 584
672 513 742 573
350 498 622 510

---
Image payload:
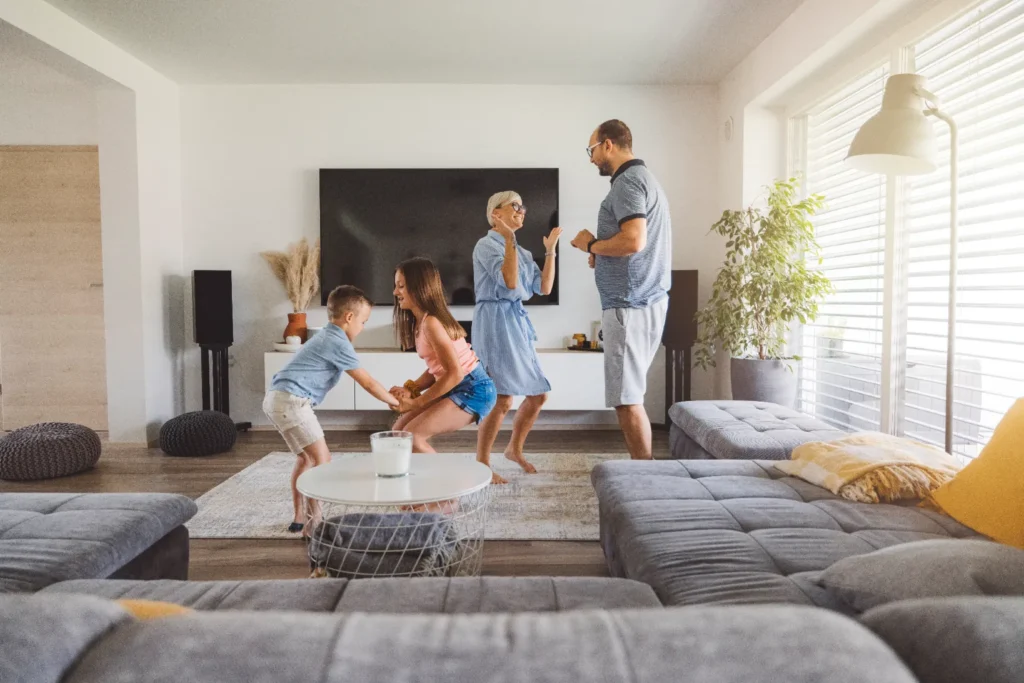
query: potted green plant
694 177 833 407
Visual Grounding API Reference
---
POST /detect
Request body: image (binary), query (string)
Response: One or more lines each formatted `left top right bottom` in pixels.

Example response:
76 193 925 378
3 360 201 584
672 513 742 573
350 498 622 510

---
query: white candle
371 435 412 477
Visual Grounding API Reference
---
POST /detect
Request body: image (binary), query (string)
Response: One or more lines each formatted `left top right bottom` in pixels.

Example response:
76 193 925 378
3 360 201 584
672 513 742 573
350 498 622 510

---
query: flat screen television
320 168 559 306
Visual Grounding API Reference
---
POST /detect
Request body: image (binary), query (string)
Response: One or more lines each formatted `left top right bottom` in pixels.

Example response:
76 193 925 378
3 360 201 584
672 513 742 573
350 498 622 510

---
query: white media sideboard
264 349 609 411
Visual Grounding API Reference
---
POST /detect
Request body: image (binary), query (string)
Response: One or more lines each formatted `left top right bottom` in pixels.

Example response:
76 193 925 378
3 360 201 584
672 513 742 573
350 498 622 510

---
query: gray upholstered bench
665 400 845 460
0 493 197 593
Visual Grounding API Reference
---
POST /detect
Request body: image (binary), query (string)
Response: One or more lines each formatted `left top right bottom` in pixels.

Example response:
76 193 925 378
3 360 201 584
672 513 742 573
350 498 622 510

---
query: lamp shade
846 74 938 175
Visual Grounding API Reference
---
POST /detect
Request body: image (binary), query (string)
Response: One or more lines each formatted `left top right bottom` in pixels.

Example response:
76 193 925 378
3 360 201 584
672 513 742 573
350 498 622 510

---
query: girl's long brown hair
394 257 466 350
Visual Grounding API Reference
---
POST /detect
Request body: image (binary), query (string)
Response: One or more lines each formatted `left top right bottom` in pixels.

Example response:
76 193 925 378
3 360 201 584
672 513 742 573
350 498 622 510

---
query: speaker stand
199 344 251 432
663 345 692 427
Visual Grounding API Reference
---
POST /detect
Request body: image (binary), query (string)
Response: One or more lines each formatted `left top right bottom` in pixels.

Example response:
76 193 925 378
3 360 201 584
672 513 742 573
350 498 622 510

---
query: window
794 0 1024 459
797 66 889 432
902 0 1024 459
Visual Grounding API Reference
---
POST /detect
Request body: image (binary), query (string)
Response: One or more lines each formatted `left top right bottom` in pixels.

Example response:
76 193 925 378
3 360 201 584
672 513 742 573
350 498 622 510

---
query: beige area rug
187 452 623 541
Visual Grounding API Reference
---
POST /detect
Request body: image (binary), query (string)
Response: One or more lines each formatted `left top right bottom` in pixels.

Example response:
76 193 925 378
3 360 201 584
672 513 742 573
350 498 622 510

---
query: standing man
570 120 671 460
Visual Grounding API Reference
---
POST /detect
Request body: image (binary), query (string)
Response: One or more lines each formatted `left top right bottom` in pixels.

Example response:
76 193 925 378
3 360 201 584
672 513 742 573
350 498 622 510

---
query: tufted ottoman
0 422 102 481
159 411 237 457
0 492 198 593
665 400 846 460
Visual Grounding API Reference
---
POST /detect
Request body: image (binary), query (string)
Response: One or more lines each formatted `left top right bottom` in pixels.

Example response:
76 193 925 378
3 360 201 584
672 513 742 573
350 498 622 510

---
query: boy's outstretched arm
347 369 400 408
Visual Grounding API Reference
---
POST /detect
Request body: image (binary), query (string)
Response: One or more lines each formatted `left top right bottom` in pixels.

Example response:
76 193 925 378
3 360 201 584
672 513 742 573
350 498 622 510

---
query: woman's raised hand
493 216 516 242
543 227 563 253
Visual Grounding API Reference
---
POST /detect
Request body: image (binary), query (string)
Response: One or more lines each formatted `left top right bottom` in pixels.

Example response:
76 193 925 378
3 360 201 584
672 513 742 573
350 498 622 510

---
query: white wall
181 84 720 427
2 0 185 442
0 87 97 144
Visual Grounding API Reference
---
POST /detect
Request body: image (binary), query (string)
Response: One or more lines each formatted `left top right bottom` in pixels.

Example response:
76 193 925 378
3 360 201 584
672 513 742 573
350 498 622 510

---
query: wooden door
0 146 107 430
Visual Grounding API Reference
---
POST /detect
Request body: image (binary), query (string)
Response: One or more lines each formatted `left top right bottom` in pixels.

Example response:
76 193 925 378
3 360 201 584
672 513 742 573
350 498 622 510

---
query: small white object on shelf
273 342 301 353
285 335 302 346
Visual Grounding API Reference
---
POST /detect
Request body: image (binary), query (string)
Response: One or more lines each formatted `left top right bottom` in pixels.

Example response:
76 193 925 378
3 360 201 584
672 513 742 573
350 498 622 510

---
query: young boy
263 285 398 533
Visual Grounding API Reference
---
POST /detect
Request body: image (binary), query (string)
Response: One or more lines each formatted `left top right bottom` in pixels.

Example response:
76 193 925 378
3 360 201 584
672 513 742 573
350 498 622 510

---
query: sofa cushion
3 595 915 683
0 594 129 683
42 577 663 612
593 459 984 607
930 398 1024 549
0 493 197 593
819 539 1024 612
861 597 1024 683
668 401 845 460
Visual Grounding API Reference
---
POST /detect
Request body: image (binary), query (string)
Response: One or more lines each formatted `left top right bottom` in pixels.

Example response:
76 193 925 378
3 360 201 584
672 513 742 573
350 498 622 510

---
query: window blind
800 65 890 432
902 0 1024 460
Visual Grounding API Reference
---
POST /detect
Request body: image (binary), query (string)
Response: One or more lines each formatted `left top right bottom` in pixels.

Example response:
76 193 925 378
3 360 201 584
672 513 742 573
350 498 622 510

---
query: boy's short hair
327 285 371 320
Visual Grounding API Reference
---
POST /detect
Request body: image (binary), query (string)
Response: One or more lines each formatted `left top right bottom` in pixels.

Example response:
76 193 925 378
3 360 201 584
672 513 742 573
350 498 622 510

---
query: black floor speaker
192 270 249 431
663 270 698 425
193 270 233 346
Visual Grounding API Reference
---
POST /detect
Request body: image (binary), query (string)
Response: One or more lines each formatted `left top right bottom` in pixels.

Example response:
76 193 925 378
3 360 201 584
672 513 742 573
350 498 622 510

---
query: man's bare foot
490 470 509 485
504 448 537 474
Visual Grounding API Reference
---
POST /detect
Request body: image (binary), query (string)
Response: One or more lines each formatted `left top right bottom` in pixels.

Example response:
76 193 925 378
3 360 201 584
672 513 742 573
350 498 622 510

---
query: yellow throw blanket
775 432 962 503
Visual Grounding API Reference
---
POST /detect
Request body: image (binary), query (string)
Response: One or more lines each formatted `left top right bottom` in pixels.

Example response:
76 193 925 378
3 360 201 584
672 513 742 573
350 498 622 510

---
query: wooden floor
0 429 668 580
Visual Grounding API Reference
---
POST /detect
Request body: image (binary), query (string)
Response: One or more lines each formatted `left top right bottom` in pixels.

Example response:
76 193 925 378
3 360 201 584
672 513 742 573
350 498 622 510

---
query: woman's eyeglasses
504 202 527 214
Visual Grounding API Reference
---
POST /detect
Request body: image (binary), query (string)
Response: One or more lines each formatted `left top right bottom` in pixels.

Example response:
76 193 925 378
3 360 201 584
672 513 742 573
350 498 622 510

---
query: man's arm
570 217 648 257
592 218 647 256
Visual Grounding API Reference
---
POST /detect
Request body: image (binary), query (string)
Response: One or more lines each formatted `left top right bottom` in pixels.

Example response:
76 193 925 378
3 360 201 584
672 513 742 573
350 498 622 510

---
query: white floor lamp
845 73 959 454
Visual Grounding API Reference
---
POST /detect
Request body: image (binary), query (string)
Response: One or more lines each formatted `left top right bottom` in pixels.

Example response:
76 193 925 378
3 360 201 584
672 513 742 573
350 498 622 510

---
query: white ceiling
41 0 802 85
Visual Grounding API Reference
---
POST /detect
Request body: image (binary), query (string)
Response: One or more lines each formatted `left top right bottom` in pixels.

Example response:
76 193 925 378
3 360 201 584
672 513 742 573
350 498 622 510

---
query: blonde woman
473 191 562 484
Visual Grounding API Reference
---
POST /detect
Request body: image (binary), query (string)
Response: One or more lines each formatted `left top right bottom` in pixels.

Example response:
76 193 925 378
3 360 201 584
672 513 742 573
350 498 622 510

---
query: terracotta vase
283 312 308 343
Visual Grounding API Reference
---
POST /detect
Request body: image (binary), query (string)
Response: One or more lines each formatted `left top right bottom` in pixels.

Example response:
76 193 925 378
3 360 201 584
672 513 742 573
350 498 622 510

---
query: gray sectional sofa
2 469 1023 683
3 590 1023 683
592 458 981 608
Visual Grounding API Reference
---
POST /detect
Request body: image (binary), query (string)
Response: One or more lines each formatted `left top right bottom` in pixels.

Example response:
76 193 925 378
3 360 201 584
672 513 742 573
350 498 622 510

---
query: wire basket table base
305 486 492 579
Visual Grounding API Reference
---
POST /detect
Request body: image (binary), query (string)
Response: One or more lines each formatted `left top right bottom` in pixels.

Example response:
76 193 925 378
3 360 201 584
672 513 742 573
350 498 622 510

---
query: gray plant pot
730 357 798 408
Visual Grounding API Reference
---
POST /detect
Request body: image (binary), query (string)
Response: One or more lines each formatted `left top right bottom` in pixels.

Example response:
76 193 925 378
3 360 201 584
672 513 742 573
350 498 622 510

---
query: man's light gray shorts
602 297 668 408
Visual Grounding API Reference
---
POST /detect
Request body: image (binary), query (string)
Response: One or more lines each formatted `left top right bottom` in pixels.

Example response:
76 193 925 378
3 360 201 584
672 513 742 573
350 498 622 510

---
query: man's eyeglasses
503 202 527 214
586 140 604 158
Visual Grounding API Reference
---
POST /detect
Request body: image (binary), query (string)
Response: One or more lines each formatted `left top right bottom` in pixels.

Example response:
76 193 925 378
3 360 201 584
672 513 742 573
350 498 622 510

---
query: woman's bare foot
490 470 509 485
504 448 537 474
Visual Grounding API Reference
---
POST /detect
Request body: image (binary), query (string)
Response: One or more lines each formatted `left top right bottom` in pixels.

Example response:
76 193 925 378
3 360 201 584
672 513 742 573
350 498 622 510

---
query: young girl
390 257 497 452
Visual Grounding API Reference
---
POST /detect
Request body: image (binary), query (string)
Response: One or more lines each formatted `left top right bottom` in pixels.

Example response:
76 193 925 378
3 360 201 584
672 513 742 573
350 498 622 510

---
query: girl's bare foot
402 499 460 514
490 470 509 485
504 448 537 474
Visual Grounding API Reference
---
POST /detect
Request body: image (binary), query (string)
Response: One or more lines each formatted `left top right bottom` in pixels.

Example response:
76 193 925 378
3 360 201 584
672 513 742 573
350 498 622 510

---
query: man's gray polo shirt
594 159 672 310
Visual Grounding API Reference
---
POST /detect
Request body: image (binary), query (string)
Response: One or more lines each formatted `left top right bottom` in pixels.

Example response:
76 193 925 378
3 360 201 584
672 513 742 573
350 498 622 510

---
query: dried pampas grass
260 238 320 312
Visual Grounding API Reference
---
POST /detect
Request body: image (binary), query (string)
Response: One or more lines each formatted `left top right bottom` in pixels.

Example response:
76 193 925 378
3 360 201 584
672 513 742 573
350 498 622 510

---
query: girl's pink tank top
415 315 478 378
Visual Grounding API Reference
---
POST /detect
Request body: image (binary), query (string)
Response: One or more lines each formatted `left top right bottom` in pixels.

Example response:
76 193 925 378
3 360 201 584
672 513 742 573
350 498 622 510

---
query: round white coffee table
297 453 492 579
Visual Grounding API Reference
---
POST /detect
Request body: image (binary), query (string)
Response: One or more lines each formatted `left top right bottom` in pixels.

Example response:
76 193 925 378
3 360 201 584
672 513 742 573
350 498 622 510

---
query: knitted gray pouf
0 422 102 481
159 410 237 457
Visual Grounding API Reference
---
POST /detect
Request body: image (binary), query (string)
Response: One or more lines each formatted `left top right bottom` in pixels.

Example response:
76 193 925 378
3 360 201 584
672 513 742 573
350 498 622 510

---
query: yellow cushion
930 398 1024 549
116 599 193 620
